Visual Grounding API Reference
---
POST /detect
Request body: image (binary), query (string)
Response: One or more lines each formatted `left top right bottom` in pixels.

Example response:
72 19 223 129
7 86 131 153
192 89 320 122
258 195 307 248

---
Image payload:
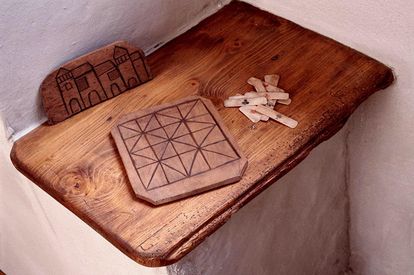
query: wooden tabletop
11 1 393 267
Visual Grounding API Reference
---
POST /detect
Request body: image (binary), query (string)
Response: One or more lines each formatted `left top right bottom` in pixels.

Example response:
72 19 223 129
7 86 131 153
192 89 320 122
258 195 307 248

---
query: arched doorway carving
128 77 139 88
111 83 121 96
69 98 82 114
88 90 102 106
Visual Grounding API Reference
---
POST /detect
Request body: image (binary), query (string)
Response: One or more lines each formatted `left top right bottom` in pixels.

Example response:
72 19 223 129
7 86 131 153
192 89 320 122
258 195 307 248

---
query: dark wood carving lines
112 97 248 205
41 41 152 124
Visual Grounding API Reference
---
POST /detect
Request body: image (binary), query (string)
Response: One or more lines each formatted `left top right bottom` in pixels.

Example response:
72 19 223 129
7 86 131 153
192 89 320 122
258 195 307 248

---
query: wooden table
11 1 393 267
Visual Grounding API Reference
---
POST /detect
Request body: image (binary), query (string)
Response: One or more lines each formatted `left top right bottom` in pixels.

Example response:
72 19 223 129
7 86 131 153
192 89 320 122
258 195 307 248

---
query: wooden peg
228 92 256 100
229 92 288 100
263 83 285 93
249 92 289 100
277 98 292 105
259 112 270 121
239 106 262 123
253 105 298 128
224 97 267 107
247 77 266 92
261 98 277 121
265 99 277 109
264 74 280 86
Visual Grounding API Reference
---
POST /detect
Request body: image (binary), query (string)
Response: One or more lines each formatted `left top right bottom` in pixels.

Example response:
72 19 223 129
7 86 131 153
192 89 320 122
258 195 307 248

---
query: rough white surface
0 0 228 138
169 129 349 275
347 41 414 275
244 0 413 274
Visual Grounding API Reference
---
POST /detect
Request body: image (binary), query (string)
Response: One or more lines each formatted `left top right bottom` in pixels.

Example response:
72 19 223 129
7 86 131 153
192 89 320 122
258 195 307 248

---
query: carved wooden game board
41 41 152 124
111 96 248 205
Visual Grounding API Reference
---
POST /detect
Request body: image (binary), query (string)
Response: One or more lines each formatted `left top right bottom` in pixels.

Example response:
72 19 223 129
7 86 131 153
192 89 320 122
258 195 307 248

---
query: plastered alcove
1 0 350 272
2 0 409 274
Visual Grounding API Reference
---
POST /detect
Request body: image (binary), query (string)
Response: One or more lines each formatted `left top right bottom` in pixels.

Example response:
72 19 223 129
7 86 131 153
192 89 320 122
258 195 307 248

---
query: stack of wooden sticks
224 75 298 128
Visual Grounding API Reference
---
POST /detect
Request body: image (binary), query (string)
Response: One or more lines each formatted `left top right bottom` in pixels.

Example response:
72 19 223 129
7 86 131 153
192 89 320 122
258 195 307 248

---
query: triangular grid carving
117 99 241 191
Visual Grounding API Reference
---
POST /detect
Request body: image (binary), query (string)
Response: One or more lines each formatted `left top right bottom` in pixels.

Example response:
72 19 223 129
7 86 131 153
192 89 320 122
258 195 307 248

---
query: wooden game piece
224 97 267 107
111 96 248 205
227 92 286 121
259 97 277 122
245 92 289 100
229 92 289 100
260 99 276 121
261 111 272 121
267 99 277 108
263 73 288 111
247 77 266 92
259 112 270 121
239 106 262 123
228 93 255 100
229 91 271 121
228 93 244 99
264 92 287 115
253 105 298 128
240 94 272 121
263 83 286 93
41 41 152 124
278 98 292 105
264 74 280 86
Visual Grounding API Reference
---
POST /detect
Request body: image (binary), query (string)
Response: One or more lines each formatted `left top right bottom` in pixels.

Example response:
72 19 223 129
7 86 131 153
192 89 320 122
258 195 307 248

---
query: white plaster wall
346 19 414 275
244 0 414 274
169 129 349 275
0 0 228 138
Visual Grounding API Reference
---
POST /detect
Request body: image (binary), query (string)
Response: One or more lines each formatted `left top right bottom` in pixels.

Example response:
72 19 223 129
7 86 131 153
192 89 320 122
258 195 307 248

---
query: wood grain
10 1 393 267
111 96 247 205
41 41 152 124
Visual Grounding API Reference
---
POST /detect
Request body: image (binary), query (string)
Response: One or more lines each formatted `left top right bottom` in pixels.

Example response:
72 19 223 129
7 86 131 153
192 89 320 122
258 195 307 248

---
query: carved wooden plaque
41 41 152 124
111 96 248 205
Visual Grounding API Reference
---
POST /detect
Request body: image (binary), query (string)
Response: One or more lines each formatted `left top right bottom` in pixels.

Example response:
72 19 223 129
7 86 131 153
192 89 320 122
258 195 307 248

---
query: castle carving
56 46 151 116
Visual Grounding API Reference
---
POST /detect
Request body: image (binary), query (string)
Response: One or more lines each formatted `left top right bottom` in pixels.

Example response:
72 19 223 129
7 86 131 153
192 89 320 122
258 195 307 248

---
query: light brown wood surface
111 96 247 205
11 1 393 267
41 41 152 124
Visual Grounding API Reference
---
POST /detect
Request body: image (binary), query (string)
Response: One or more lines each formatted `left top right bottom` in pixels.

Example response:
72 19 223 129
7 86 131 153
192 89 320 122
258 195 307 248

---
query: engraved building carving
55 46 151 117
